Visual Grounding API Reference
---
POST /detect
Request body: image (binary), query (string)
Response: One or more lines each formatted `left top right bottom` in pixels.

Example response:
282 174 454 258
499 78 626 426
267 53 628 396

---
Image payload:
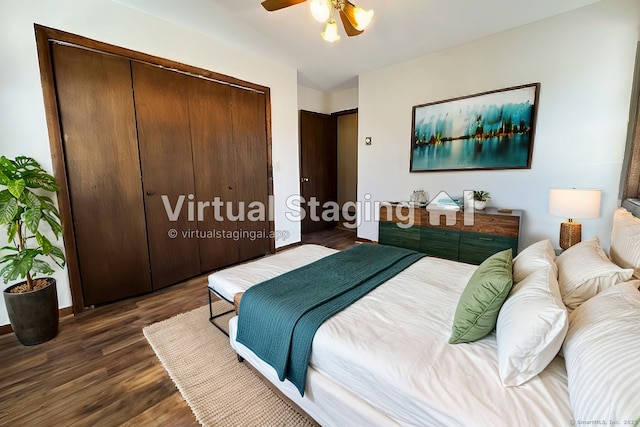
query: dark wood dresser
378 204 522 265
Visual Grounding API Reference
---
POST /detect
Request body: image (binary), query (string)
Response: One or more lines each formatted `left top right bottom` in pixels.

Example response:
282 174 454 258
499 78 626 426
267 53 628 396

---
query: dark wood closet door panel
51 44 152 306
186 77 240 271
131 63 200 289
231 89 271 260
299 110 338 234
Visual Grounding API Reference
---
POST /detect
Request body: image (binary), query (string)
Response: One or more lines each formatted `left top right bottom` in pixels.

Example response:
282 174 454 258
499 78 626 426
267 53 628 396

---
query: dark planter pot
3 278 59 346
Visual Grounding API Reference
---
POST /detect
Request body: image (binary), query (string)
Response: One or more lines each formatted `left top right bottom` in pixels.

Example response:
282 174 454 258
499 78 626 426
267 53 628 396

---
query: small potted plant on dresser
0 156 66 346
473 191 491 211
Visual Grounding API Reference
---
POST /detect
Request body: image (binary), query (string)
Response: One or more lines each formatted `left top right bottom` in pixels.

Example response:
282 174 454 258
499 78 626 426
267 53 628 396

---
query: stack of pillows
449 207 640 422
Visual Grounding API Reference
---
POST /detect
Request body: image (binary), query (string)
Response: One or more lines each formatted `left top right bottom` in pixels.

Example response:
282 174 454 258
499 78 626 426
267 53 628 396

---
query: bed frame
622 198 640 217
208 287 234 336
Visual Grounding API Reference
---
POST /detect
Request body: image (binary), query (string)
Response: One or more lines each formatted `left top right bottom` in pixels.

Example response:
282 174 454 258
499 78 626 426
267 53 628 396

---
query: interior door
52 44 152 305
131 62 201 289
299 110 338 234
231 88 271 259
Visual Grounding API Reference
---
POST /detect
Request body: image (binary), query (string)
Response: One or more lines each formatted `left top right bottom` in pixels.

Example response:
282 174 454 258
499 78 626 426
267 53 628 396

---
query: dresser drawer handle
479 237 494 241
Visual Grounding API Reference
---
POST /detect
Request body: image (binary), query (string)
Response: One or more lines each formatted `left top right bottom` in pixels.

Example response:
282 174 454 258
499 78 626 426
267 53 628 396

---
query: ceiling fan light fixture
310 0 330 23
321 19 341 42
340 1 373 32
352 6 374 31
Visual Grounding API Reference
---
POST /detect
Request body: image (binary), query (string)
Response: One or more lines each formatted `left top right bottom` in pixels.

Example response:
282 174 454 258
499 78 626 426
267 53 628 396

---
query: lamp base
559 221 582 250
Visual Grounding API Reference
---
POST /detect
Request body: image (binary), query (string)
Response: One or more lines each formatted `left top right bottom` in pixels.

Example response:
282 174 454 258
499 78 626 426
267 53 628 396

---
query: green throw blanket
235 243 426 396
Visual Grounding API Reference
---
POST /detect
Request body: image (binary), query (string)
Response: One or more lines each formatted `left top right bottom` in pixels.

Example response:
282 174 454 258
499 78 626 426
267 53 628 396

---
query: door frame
34 25 275 313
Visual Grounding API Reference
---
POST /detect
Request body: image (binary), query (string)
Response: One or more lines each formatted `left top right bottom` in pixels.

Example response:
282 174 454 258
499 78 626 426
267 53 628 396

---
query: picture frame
410 83 540 172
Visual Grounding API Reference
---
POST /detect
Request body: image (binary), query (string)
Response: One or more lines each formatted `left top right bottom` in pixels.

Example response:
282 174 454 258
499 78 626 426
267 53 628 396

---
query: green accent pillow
449 249 513 344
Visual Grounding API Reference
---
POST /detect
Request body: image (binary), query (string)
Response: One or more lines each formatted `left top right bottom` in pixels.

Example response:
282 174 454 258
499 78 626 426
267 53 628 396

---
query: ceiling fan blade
261 0 307 12
339 9 364 37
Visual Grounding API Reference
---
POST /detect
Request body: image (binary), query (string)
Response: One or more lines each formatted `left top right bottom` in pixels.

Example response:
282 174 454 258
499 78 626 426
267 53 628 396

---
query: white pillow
512 239 556 283
556 237 633 310
610 207 640 279
496 264 567 387
563 280 640 422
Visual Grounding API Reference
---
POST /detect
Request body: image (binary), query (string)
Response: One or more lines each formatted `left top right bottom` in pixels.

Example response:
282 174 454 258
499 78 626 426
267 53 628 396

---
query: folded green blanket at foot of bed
235 243 426 396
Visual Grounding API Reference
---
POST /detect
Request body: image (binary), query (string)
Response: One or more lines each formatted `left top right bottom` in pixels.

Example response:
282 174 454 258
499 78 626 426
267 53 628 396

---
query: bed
207 201 640 427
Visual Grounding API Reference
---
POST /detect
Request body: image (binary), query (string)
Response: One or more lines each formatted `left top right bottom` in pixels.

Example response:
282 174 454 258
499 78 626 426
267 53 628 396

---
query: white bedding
214 245 573 426
208 244 337 301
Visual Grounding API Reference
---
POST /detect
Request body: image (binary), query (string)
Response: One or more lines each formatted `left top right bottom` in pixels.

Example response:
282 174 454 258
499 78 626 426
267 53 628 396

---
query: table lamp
548 188 601 250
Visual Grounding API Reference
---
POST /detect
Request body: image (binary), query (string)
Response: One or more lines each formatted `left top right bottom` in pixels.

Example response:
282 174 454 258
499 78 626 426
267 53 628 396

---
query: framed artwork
410 83 540 172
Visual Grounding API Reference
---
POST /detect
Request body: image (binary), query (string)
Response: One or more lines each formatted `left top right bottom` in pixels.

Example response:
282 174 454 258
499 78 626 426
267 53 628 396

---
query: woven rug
143 302 314 427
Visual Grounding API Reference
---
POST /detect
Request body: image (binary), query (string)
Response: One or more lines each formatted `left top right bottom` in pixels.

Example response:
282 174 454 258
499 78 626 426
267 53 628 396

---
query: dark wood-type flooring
0 228 355 426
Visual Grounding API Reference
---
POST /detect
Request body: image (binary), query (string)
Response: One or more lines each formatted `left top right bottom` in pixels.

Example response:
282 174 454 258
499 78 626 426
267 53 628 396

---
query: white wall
298 85 358 114
357 0 640 251
0 0 300 325
298 85 331 114
330 87 358 113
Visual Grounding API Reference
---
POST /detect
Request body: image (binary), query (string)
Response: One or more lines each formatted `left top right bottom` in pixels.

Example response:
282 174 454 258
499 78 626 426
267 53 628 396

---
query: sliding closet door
52 44 152 305
186 77 240 271
131 63 200 289
231 89 271 259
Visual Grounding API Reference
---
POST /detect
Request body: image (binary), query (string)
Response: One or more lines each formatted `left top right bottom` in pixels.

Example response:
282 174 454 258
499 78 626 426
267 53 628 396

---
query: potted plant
473 191 491 211
0 156 65 345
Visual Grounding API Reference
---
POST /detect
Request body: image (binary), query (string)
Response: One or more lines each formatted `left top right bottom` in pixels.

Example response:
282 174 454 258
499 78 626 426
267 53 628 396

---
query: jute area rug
143 302 315 427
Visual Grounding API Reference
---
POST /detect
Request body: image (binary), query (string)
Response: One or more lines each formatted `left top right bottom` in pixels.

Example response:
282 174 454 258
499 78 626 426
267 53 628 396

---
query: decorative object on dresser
473 190 491 211
378 203 521 265
409 189 428 206
410 83 540 172
548 188 602 250
0 156 66 345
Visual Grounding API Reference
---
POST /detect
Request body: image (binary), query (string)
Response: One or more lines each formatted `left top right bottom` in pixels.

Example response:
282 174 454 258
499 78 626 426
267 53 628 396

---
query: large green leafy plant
0 156 65 291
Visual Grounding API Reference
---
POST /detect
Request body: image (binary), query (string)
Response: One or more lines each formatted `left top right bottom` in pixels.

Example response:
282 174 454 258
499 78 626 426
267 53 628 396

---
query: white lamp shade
548 188 601 219
310 0 330 23
321 19 341 42
353 6 374 30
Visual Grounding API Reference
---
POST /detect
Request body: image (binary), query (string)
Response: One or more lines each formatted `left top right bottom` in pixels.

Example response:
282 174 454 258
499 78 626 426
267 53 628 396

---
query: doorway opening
299 109 358 242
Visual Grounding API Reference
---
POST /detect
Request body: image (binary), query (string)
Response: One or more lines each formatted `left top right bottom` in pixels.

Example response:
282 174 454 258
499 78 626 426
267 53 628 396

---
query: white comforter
213 245 572 426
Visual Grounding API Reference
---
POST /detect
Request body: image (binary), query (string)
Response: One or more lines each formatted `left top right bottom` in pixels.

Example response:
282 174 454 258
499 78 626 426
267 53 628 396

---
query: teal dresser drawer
419 226 460 260
378 207 522 265
458 232 518 265
379 222 420 251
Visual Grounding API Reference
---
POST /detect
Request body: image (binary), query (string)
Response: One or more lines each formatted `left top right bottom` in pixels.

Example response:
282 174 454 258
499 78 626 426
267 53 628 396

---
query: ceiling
113 0 601 91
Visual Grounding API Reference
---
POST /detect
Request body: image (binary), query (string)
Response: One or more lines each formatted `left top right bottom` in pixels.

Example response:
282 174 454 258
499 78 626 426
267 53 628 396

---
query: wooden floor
301 226 357 250
0 227 355 426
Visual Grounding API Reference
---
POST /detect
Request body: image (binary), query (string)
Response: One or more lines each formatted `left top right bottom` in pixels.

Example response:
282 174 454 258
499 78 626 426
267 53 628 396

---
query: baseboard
0 306 74 336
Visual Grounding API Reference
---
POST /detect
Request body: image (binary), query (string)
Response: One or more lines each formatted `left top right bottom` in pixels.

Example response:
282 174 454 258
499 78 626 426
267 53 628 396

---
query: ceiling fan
261 0 374 42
